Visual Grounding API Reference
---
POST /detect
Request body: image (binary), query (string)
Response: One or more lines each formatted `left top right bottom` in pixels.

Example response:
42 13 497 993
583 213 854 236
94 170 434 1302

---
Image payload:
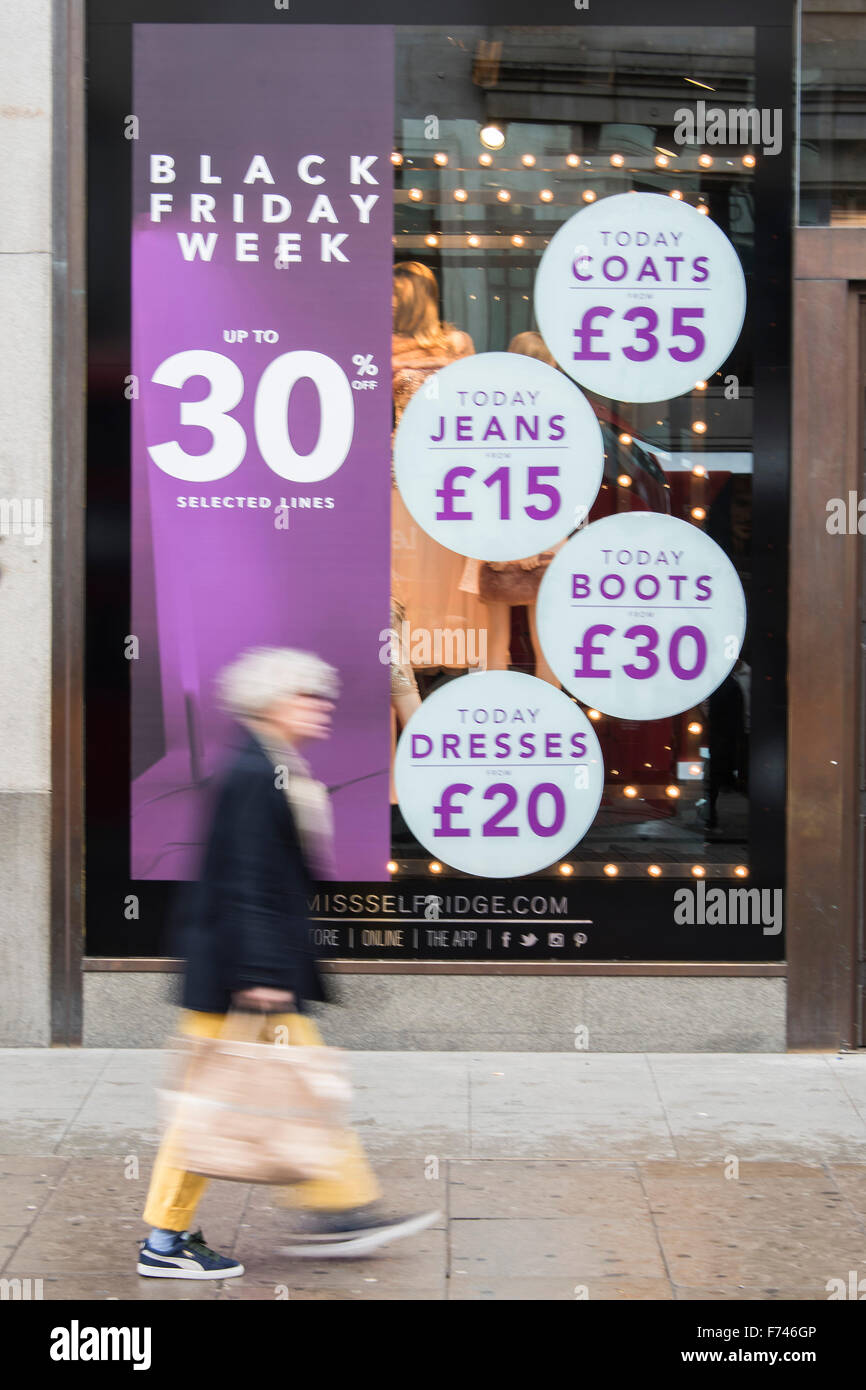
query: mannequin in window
390 261 487 691
459 331 568 685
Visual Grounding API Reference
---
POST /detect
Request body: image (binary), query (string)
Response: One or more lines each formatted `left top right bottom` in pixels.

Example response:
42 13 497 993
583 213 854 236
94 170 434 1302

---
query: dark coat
171 732 330 1014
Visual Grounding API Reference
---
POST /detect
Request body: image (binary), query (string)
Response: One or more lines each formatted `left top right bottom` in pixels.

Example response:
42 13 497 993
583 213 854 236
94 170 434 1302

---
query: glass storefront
83 6 791 964
389 26 759 884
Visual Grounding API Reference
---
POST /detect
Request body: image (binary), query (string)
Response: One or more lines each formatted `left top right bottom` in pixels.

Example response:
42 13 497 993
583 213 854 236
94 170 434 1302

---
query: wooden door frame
787 229 866 1049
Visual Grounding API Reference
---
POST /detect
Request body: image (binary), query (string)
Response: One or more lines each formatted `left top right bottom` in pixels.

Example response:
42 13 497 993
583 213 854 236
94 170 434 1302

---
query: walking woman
138 647 438 1278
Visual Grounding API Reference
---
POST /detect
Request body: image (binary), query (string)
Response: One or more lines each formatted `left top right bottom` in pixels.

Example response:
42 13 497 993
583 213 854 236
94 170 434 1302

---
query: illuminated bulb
497 189 511 202
734 865 749 878
480 124 506 150
425 234 439 247
467 234 481 247
695 380 708 390
603 863 619 877
654 154 670 168
617 473 632 488
619 432 632 445
691 865 706 878
582 189 597 203
610 153 625 167
386 860 398 874
697 204 710 215
623 785 638 798
559 863 574 876
453 188 468 201
689 764 702 776
665 785 680 799
648 864 662 877
742 153 756 168
566 153 581 167
539 188 554 202
391 152 403 166
692 464 707 477
587 709 602 721
692 420 707 434
478 152 493 167
521 153 536 167
698 153 713 168
408 188 423 201
511 234 525 246
429 861 443 874
691 507 707 521
670 189 683 200
688 721 703 735
434 152 448 166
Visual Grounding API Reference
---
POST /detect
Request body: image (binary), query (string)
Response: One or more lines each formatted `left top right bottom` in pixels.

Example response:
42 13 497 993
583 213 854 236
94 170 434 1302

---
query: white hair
216 646 339 719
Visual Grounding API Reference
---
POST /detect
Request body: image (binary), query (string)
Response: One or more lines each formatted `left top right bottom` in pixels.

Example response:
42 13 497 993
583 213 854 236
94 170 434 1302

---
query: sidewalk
1 1050 865 1300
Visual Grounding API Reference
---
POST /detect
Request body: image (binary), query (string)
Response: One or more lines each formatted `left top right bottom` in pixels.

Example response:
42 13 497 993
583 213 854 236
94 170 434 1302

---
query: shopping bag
162 1012 353 1184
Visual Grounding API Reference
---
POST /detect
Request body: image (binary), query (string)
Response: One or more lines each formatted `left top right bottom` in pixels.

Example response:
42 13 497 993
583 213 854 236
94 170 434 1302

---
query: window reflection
390 26 755 877
800 11 866 226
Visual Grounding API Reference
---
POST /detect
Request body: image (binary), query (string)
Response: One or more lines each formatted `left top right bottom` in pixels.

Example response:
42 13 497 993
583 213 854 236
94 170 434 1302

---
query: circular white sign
535 513 747 720
393 352 603 561
394 670 604 877
534 193 746 403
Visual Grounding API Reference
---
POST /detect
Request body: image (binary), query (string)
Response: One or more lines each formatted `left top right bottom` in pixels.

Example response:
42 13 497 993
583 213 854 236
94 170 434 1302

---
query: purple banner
130 24 394 880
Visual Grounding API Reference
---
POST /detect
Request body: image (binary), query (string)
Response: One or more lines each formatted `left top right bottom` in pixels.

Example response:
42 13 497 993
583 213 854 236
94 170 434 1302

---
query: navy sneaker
281 1205 440 1258
137 1229 244 1279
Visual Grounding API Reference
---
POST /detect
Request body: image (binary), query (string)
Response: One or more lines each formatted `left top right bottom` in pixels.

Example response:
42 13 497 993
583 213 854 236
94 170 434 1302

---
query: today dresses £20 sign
395 670 604 877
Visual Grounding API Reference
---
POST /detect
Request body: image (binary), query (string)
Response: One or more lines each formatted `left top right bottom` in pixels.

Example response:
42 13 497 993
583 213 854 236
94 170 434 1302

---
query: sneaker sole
136 1262 245 1280
280 1209 441 1259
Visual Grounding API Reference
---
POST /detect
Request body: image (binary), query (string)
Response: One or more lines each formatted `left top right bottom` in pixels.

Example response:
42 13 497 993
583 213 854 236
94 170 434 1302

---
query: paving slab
448 1159 643 1219
659 1228 866 1292
448 1276 674 1300
639 1160 858 1236
674 1286 825 1301
39 1158 150 1218
451 1215 667 1281
29 1275 223 1301
468 1111 677 1160
827 1163 866 1221
221 1283 445 1300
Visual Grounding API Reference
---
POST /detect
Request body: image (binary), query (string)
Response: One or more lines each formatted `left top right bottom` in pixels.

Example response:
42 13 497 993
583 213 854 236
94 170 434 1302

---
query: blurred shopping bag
162 1013 352 1184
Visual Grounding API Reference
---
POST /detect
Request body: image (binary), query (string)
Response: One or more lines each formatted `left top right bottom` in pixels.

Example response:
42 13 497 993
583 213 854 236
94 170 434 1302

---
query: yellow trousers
142 1009 382 1231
